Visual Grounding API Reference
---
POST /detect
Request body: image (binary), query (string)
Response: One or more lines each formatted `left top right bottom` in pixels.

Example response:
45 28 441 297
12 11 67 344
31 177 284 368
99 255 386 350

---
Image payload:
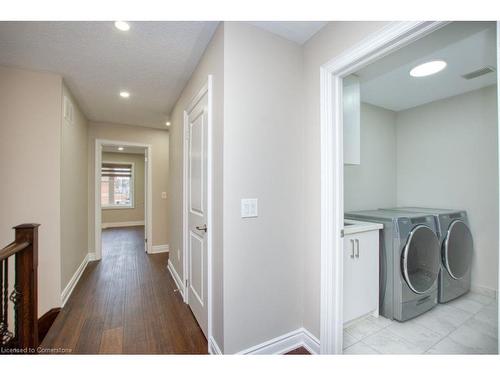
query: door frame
319 21 450 354
94 139 153 259
182 75 213 346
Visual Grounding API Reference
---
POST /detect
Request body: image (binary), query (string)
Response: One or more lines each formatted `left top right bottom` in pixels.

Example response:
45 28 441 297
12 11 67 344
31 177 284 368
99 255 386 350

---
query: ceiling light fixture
114 21 130 31
165 121 171 127
119 91 130 98
410 60 447 77
118 147 124 151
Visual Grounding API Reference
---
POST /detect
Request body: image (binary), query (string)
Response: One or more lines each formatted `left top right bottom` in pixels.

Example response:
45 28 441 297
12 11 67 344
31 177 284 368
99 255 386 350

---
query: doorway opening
320 21 500 355
94 140 153 260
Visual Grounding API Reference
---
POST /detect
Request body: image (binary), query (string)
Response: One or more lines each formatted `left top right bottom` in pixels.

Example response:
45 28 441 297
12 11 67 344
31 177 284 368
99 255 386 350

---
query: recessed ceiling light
114 21 130 31
119 91 130 98
410 60 447 77
165 121 171 127
118 147 124 151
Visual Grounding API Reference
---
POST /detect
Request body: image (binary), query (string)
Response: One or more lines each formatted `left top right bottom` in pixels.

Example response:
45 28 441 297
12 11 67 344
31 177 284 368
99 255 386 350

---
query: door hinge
144 238 147 243
341 229 345 238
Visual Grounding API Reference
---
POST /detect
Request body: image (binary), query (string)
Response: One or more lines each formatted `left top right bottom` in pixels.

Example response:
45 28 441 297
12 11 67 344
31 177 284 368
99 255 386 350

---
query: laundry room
341 21 499 354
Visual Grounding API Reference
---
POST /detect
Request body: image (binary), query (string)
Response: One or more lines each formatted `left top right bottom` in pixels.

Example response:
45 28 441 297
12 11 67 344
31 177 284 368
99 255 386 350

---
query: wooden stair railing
0 224 39 353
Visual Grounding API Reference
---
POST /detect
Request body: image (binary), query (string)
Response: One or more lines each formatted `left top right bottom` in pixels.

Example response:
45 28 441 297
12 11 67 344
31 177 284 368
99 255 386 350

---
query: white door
186 91 208 337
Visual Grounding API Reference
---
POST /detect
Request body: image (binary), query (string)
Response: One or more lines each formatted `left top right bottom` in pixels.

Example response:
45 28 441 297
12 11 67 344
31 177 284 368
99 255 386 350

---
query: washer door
402 225 441 294
443 220 473 279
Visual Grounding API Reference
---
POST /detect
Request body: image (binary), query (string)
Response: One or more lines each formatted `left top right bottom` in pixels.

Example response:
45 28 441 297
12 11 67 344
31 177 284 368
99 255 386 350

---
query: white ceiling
248 21 328 44
357 22 497 112
0 21 218 129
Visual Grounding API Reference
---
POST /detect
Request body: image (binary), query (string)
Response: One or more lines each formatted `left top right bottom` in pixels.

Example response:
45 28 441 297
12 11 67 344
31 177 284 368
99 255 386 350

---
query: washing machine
383 208 473 303
345 210 441 321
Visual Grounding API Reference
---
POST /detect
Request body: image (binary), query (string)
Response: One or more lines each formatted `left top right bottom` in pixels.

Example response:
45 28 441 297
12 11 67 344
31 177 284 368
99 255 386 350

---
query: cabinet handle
355 239 360 258
350 239 355 258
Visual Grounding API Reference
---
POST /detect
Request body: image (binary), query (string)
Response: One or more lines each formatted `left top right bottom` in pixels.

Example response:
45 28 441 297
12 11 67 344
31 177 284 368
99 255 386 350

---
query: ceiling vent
63 95 74 124
461 66 496 80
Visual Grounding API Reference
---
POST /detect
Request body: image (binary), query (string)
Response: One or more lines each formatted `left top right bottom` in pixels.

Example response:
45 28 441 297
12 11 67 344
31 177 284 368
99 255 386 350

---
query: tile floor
343 292 498 354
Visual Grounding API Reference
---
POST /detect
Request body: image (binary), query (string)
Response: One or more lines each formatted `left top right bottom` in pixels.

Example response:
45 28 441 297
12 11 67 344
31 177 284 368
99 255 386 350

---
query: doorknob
196 224 207 233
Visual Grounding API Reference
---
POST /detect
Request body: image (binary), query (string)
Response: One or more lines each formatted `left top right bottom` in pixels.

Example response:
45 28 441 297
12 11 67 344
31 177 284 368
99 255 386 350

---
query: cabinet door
343 234 358 323
343 231 379 324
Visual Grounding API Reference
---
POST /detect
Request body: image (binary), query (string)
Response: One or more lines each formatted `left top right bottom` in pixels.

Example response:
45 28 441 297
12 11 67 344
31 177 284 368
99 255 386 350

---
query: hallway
41 226 207 354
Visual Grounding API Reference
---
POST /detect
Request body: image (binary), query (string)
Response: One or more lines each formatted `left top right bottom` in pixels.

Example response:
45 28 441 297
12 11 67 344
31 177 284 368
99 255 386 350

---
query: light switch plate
161 192 167 199
241 198 258 218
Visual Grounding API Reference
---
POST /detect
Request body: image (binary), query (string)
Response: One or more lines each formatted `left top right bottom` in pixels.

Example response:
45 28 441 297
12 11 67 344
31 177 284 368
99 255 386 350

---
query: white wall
0 65 63 316
168 23 225 350
344 103 397 211
396 85 499 292
222 22 305 353
302 21 391 339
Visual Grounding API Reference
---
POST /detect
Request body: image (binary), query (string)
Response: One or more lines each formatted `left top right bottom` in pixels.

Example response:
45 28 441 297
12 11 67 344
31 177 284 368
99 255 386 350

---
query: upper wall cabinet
343 75 360 165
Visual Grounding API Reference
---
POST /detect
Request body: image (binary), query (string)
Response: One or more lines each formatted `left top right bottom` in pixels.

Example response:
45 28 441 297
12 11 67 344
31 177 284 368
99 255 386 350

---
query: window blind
101 163 132 178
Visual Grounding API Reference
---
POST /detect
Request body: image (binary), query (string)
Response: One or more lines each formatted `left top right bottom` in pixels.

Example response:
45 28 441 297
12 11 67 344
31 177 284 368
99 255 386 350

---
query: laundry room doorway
320 21 500 355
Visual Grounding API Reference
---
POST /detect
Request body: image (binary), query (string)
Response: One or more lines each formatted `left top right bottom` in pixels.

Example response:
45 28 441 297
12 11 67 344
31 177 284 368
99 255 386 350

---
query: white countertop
344 219 383 235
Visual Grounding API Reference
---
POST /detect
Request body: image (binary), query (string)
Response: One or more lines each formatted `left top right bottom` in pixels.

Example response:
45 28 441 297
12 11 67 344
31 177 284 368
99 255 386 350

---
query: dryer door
402 225 441 294
443 220 473 279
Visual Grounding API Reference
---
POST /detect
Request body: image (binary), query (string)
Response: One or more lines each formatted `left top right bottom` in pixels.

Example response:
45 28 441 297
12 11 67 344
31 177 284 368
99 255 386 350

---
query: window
101 162 134 208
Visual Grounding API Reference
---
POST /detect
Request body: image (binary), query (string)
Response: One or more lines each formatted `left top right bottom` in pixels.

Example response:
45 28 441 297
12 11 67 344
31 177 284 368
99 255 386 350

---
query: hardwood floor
41 226 208 354
285 347 311 355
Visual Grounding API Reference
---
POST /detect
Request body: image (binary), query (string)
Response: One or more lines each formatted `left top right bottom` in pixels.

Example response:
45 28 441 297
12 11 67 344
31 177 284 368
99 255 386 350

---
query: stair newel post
13 224 40 350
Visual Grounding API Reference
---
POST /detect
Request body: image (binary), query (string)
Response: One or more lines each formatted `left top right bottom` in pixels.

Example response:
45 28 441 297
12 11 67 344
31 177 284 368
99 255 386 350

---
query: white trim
101 221 145 229
182 76 214 351
88 252 97 261
151 244 169 254
471 284 498 300
302 328 321 355
167 258 185 299
208 336 222 355
95 139 153 259
319 21 449 355
61 253 89 307
236 328 320 355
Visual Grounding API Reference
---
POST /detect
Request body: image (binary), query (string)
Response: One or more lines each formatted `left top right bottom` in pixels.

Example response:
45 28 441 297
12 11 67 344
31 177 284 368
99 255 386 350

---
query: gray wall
61 84 88 292
0 65 63 316
396 85 499 292
223 22 305 353
344 103 397 211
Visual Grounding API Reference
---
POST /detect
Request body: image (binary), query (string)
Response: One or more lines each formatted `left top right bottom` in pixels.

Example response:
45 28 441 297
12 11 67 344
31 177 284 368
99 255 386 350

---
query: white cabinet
343 230 379 324
343 75 360 165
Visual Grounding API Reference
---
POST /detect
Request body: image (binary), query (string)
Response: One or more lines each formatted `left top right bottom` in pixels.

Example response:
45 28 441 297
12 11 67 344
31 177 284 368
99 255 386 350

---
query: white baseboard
61 253 90 307
88 252 97 261
471 283 498 299
301 328 320 354
167 259 185 299
150 244 169 254
236 328 320 355
102 221 144 229
209 336 223 355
